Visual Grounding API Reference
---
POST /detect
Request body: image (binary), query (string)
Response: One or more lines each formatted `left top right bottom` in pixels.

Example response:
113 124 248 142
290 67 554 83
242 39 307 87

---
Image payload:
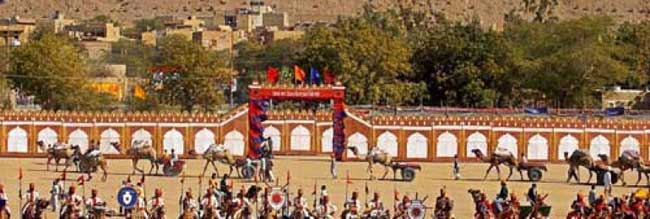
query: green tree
616 21 650 88
8 34 116 110
412 20 517 107
106 39 156 77
301 18 425 105
506 16 629 108
156 34 231 112
134 18 166 33
522 0 559 22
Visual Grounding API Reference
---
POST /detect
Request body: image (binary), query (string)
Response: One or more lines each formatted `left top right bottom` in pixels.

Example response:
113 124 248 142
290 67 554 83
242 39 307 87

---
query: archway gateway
248 82 346 159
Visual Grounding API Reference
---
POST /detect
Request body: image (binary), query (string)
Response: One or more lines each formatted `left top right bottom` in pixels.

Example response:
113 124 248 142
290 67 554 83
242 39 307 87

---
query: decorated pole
197 174 203 208
140 174 147 204
18 168 23 210
345 170 350 202
179 173 185 216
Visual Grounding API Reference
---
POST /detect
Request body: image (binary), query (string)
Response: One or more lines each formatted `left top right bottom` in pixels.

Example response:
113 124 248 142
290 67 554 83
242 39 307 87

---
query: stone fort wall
1 107 649 162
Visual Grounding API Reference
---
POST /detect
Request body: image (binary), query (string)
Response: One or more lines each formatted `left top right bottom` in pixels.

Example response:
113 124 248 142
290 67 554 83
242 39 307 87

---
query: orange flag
294 65 306 83
77 175 85 185
134 85 146 99
287 170 291 185
346 170 352 184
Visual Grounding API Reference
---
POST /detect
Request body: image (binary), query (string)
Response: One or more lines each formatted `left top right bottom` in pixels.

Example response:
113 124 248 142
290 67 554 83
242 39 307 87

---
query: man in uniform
315 195 336 219
0 184 11 218
149 188 165 219
60 185 83 218
434 188 453 219
394 195 410 219
182 190 199 219
85 189 105 217
343 191 362 219
134 187 148 219
292 189 310 217
22 183 40 216
366 192 385 218
50 178 63 212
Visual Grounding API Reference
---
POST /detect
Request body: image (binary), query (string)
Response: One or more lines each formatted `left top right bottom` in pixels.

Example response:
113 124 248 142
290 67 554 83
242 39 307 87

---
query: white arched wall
321 128 333 153
407 133 428 159
99 128 120 154
194 128 215 154
132 129 153 145
436 132 457 158
590 135 610 160
290 125 311 151
620 136 640 156
497 133 518 155
466 132 487 158
377 131 398 157
347 132 368 159
263 126 282 152
37 127 58 153
224 131 245 156
68 129 89 152
558 135 579 160
163 129 184 154
7 127 28 153
527 134 548 160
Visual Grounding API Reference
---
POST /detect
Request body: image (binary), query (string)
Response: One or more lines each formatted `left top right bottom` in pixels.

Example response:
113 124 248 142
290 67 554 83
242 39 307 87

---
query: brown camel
200 144 238 176
564 149 596 183
39 141 76 172
67 145 109 181
347 146 393 180
471 149 519 181
124 141 159 175
599 153 638 186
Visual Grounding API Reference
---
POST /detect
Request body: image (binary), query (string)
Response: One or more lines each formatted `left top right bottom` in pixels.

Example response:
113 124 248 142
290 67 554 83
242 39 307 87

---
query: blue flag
310 67 321 84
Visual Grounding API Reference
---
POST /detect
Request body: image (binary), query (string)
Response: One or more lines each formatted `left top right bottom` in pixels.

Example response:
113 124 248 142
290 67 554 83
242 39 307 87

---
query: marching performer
181 190 199 219
292 189 310 217
365 192 386 218
22 183 40 216
60 185 83 218
315 195 337 219
393 195 410 219
85 189 105 217
434 188 453 219
50 178 63 212
134 187 148 219
201 189 219 210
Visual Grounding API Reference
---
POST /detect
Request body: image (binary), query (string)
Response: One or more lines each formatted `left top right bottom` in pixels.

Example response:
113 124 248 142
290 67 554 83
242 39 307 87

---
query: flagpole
18 168 22 211
179 173 185 216
344 170 349 203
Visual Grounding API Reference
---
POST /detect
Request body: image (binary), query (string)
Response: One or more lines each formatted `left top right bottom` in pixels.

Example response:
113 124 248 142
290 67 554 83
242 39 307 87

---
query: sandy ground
0 156 646 218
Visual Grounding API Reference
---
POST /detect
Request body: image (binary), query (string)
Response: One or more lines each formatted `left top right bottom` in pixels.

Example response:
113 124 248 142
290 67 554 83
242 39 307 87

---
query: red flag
294 65 306 83
140 174 146 184
394 188 399 201
267 66 280 84
61 170 67 181
324 69 335 84
18 168 23 180
77 175 85 185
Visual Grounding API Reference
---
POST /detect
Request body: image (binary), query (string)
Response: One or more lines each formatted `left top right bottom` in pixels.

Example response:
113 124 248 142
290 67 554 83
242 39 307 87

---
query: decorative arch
590 135 610 160
620 136 640 156
163 129 184 154
68 129 89 152
527 134 548 160
224 131 245 156
321 128 333 153
290 125 311 151
558 135 579 160
497 133 518 155
347 132 368 159
407 133 428 159
99 128 120 154
132 129 153 145
377 131 398 156
466 132 487 158
436 132 457 158
194 128 215 154
37 127 58 153
7 127 28 153
263 126 282 152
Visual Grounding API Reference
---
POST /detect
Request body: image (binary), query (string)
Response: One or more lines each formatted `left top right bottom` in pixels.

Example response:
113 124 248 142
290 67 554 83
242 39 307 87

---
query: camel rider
61 185 83 217
344 192 362 213
201 189 219 210
292 189 310 216
85 140 101 159
22 183 40 215
570 193 587 215
182 190 197 211
149 188 165 217
435 188 453 218
259 187 271 215
85 189 105 214
134 187 148 219
170 149 179 167
366 192 385 217
220 174 232 198
475 193 490 217
495 180 509 213
0 184 11 218
319 185 328 205
315 196 337 219
395 195 411 219
631 196 644 217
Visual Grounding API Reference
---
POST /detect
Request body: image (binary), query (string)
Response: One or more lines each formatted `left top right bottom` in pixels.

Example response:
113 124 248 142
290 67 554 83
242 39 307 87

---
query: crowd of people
567 185 650 219
469 181 550 219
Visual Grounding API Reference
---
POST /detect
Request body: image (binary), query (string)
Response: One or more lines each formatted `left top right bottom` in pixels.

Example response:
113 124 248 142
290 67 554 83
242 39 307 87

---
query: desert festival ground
1 156 646 218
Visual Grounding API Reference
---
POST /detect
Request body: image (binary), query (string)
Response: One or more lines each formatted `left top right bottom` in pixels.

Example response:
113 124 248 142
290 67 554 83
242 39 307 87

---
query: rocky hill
1 0 649 27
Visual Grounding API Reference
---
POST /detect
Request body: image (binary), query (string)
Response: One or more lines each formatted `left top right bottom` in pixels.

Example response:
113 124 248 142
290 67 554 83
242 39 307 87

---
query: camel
21 199 49 219
125 141 160 175
471 149 519 181
564 150 597 184
347 146 393 180
599 152 641 186
39 141 77 172
66 145 109 181
200 144 238 176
